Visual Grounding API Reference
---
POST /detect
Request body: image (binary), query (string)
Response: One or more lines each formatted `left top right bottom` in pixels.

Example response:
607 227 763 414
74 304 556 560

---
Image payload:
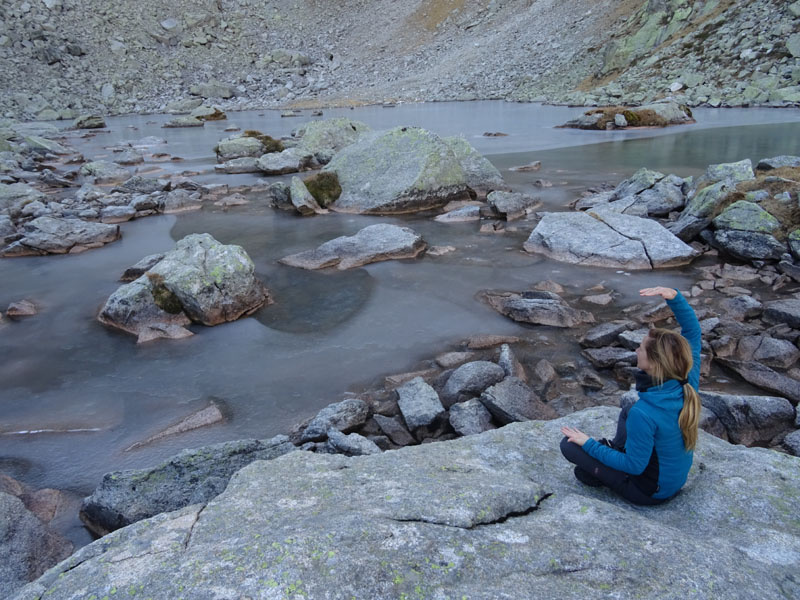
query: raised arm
640 286 701 388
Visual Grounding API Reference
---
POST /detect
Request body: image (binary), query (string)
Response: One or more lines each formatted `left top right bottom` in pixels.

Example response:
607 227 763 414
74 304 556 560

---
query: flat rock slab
483 290 595 328
300 398 370 443
524 211 696 269
700 391 795 446
17 408 800 600
716 358 800 404
1 217 120 256
279 223 426 270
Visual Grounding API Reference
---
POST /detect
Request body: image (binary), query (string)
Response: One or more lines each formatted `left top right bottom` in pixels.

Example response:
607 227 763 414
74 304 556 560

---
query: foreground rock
524 211 697 269
279 223 426 270
0 492 72 597
1 217 120 256
80 436 296 536
16 408 800 600
98 233 270 342
324 127 474 214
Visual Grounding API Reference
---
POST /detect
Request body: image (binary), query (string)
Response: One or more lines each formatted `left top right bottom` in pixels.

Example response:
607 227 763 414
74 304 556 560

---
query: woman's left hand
561 426 589 446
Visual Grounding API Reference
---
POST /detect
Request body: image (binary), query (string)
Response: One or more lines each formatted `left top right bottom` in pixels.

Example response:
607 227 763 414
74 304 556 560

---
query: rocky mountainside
1 0 797 120
10 408 800 600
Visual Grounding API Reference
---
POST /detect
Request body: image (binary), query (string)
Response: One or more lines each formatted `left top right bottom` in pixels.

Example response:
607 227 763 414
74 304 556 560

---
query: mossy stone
243 130 284 153
303 172 341 208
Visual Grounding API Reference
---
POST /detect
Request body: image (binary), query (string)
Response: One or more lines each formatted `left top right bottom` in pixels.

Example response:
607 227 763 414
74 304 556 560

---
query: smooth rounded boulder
324 127 473 214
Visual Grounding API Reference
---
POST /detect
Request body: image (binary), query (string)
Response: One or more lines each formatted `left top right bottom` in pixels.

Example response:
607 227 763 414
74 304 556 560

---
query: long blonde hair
644 328 700 451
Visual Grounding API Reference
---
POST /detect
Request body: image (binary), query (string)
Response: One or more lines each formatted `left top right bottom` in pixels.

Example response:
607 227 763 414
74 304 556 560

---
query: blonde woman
560 286 702 505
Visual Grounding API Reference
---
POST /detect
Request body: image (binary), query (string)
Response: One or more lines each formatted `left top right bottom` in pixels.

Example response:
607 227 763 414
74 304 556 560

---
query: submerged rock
79 436 296 536
1 216 120 256
279 223 426 270
17 408 800 600
324 127 473 214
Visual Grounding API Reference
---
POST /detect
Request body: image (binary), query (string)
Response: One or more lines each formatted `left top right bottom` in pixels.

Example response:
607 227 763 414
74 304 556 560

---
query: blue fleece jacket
583 291 701 499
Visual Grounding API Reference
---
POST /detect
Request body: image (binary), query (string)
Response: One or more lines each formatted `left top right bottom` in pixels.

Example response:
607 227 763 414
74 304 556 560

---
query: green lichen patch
146 272 184 314
303 171 341 207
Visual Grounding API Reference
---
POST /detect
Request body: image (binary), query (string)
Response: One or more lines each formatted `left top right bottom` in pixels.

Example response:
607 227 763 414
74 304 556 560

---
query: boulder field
10 408 800 600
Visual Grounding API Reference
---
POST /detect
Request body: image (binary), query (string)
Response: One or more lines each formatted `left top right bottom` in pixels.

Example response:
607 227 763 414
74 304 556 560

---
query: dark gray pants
559 405 666 506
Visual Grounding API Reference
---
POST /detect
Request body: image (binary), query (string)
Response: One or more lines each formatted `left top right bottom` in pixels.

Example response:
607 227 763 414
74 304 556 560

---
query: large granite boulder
80 436 296 536
324 127 472 214
483 290 595 328
98 233 269 342
524 211 696 269
0 492 73 598
0 217 120 256
279 223 426 270
295 117 371 155
444 135 507 197
712 230 786 261
14 408 800 600
695 159 755 188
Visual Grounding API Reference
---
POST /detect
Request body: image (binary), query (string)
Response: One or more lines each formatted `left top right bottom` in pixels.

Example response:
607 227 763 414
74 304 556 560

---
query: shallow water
1 101 799 546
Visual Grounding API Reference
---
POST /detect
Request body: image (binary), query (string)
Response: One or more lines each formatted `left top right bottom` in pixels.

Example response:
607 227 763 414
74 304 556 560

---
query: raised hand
639 286 677 300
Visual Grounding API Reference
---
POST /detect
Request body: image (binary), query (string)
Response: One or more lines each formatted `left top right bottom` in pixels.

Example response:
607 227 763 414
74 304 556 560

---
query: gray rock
610 168 664 200
669 180 732 241
698 159 755 187
763 298 800 328
0 182 45 218
756 155 800 171
396 377 445 431
783 429 800 456
525 211 696 269
0 214 18 244
712 230 786 261
289 176 323 216
582 347 637 368
214 135 265 162
295 117 371 155
214 157 261 174
327 430 381 456
23 135 71 155
373 414 416 446
79 436 295 536
498 344 526 380
120 253 165 282
449 399 495 436
99 205 136 223
256 147 314 175
165 98 203 114
162 115 204 128
483 290 595 328
712 201 779 234
486 190 539 220
279 223 426 270
79 160 131 184
719 295 763 321
614 113 627 127
480 376 555 424
301 398 370 443
190 80 235 99
444 135 507 197
737 336 800 370
114 175 169 194
581 320 631 348
160 189 202 213
1 216 119 256
638 100 694 124
15 408 800 600
325 127 471 214
0 492 72 598
700 391 795 446
266 181 292 211
434 204 481 222
631 174 687 216
617 328 649 351
441 361 506 407
7 299 36 317
716 358 800 404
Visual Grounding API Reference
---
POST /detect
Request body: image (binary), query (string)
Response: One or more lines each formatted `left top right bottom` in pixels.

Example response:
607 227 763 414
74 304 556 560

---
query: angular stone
279 224 426 270
2 217 119 256
763 299 800 328
301 398 369 443
214 136 265 162
327 430 381 456
441 361 506 408
737 336 799 370
483 290 595 328
396 377 445 431
713 201 779 234
669 181 732 241
6 299 37 317
256 147 315 175
480 377 556 424
72 115 106 129
581 321 631 348
498 344 526 380
712 230 786 261
700 391 795 445
289 176 323 216
486 190 539 220
756 155 800 171
79 160 131 184
716 358 800 404
449 399 495 436
445 135 507 197
373 414 416 446
582 347 637 368
719 295 763 321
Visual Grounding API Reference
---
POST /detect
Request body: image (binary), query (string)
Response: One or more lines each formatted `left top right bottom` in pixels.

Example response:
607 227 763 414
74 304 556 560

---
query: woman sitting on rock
560 286 702 505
